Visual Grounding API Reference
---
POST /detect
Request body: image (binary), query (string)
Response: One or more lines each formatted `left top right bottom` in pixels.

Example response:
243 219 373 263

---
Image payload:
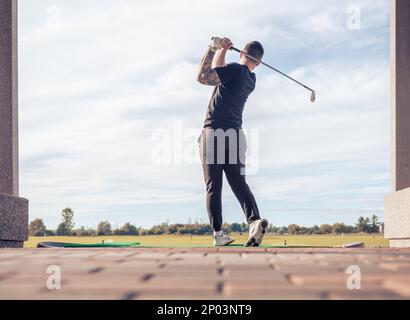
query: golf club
211 37 316 103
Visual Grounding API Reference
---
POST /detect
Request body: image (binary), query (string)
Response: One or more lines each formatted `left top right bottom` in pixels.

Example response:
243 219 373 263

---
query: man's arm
212 46 230 69
196 48 221 86
197 37 233 86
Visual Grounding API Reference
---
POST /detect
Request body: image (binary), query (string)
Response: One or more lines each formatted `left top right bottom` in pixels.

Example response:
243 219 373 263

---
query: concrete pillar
385 0 410 248
0 0 28 248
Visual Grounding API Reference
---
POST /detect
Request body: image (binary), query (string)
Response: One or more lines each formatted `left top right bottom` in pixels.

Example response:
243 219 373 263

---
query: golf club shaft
230 47 315 94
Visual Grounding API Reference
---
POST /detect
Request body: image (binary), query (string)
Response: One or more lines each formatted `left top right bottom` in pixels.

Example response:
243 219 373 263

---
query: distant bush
97 221 112 236
113 223 139 236
57 223 70 236
72 226 96 237
319 224 333 234
29 219 47 236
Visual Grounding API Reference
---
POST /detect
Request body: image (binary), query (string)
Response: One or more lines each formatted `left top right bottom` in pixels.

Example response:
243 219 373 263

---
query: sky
18 0 391 230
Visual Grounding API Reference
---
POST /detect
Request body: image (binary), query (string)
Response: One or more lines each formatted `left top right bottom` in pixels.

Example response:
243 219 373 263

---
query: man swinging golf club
197 37 269 247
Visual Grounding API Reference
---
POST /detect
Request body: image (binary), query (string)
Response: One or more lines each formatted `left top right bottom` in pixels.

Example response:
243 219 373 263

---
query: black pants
199 128 260 232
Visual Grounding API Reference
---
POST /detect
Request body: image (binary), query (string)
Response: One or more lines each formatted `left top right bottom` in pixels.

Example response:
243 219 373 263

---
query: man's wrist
209 45 218 53
220 49 229 57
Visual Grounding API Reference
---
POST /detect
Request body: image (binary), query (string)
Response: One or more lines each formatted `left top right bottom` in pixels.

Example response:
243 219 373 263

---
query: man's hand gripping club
197 37 233 86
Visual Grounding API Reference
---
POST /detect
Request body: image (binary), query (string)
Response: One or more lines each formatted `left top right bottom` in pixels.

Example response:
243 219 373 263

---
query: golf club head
310 91 316 103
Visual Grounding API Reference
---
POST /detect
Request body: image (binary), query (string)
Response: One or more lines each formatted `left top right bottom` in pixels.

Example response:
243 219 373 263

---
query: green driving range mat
132 242 364 249
37 242 140 248
132 244 334 249
37 242 364 249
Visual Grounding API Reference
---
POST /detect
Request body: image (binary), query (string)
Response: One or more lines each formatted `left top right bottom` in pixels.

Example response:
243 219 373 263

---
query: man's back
204 62 256 130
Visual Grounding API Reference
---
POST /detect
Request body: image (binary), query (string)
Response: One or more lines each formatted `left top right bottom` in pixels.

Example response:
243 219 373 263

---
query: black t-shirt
204 63 256 130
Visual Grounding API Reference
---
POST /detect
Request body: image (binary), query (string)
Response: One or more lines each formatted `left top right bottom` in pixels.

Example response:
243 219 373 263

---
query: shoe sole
244 219 268 247
214 239 235 247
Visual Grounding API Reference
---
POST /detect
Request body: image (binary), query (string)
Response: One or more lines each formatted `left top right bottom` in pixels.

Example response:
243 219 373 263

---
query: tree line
29 208 383 237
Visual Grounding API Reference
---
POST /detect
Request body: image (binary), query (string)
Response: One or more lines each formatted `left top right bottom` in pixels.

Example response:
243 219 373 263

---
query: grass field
25 234 389 248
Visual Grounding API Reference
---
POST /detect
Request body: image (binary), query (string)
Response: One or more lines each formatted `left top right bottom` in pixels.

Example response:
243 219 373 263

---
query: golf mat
37 241 364 249
37 242 140 248
127 243 363 249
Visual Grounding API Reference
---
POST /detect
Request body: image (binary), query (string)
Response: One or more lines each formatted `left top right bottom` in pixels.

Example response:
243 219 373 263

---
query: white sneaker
213 231 235 247
244 219 269 247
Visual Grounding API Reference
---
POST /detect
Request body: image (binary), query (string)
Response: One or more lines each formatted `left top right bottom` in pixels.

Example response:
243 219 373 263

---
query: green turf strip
38 242 337 249
131 244 334 249
65 242 140 248
37 242 140 248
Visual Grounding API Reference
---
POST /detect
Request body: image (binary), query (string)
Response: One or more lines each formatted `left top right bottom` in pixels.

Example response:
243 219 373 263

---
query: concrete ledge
0 193 28 248
385 188 410 247
390 239 410 248
0 240 24 248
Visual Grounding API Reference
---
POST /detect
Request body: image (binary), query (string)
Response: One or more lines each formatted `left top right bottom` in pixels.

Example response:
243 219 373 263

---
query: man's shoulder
228 62 242 68
230 63 255 78
225 63 243 76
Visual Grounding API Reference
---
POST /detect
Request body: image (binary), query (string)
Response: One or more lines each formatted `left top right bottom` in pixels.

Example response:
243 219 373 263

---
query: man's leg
225 162 268 247
224 162 261 225
200 129 235 246
224 130 260 224
202 162 224 231
224 130 267 247
200 129 224 232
